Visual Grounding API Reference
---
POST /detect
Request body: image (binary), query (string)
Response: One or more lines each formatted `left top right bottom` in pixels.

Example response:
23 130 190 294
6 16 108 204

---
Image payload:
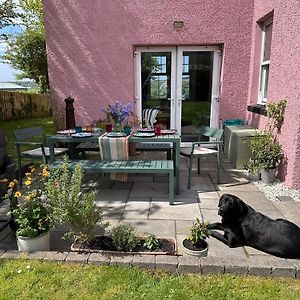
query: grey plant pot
261 168 276 184
181 239 208 257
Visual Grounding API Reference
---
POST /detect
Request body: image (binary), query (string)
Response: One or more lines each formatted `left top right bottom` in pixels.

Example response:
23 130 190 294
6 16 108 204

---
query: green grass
0 259 299 300
0 116 54 158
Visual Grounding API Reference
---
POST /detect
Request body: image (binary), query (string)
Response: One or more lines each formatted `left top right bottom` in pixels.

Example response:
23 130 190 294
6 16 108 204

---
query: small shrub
188 219 211 245
111 224 139 251
143 234 160 251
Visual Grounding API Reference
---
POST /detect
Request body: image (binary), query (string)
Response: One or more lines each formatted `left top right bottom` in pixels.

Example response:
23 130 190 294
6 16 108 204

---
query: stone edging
1 250 300 278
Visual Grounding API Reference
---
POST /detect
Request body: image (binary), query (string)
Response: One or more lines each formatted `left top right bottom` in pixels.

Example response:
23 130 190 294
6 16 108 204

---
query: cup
124 126 132 136
106 124 113 133
75 126 82 133
154 126 161 135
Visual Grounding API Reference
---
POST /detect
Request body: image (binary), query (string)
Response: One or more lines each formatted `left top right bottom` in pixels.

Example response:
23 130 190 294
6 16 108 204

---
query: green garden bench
50 159 175 205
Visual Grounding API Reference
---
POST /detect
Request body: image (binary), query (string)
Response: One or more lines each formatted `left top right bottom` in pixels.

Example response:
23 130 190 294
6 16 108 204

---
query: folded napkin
98 133 129 181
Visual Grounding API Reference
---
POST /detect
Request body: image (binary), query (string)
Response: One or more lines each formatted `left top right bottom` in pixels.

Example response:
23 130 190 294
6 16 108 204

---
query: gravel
253 180 300 202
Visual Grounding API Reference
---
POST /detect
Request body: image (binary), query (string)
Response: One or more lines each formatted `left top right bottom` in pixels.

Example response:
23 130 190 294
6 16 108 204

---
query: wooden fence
0 91 52 121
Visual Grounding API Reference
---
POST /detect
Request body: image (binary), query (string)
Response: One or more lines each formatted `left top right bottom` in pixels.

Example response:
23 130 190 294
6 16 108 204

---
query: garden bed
71 236 176 255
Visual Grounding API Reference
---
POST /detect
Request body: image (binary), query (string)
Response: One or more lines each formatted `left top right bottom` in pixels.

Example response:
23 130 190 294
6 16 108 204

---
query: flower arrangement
105 101 133 124
4 166 52 238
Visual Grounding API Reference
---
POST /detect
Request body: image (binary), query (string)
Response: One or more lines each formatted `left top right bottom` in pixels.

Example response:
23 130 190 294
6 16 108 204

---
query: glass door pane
141 52 171 129
180 51 213 141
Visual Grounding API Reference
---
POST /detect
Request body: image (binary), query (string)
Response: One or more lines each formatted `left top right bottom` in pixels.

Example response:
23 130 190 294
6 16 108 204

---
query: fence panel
0 91 52 120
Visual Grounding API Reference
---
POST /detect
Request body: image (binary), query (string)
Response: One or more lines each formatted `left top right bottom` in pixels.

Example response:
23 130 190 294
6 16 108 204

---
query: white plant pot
181 238 208 257
17 231 50 252
261 168 276 184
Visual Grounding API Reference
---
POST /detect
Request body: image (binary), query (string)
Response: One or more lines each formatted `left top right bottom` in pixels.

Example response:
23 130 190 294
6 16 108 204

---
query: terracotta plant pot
181 238 208 257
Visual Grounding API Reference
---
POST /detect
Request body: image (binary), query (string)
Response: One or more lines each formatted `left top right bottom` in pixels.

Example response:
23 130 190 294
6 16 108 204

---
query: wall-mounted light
173 21 184 29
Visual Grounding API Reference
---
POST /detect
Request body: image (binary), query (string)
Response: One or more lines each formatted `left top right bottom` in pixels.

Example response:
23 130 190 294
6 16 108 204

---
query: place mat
136 128 155 133
71 132 94 138
133 132 156 138
57 129 76 135
106 132 127 138
160 130 176 135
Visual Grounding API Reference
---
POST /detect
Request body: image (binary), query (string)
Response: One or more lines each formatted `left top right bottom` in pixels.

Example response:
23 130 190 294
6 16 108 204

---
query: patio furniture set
10 125 224 205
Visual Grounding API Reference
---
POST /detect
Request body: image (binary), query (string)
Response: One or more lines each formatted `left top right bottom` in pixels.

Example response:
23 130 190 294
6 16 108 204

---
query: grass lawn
0 116 54 158
0 260 299 300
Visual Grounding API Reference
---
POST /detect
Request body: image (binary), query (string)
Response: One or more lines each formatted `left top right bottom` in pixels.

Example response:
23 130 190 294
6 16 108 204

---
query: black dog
208 193 300 259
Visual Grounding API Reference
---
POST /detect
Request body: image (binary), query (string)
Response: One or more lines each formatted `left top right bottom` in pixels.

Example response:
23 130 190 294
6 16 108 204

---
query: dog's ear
230 195 248 219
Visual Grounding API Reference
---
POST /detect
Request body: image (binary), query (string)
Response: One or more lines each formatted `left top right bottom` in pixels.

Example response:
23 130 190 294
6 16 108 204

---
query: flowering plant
4 166 52 238
105 101 133 124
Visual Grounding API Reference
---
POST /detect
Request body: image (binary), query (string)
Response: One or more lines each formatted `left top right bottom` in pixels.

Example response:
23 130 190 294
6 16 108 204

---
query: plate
137 128 154 133
133 132 156 138
57 129 76 135
160 130 176 135
71 132 94 138
106 132 127 138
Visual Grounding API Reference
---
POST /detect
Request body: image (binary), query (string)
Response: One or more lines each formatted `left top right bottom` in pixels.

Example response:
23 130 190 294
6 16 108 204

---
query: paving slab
132 254 156 269
88 253 111 265
156 255 178 273
149 200 201 220
110 254 133 266
131 182 169 198
122 201 150 220
177 255 201 274
44 251 68 261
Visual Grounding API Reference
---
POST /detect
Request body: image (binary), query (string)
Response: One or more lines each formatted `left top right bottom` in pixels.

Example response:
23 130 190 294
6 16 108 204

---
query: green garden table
48 132 181 194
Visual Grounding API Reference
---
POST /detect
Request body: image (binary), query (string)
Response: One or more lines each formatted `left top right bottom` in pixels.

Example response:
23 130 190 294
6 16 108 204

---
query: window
258 20 273 103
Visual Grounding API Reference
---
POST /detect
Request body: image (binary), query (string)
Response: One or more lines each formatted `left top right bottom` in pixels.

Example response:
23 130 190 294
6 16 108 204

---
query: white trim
134 46 221 133
258 20 272 104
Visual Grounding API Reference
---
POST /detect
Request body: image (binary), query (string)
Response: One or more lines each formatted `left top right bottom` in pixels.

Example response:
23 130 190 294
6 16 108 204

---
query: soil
71 236 176 255
182 238 207 251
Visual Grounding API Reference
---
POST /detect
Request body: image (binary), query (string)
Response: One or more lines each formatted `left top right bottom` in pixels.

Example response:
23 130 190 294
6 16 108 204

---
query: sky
0 24 23 82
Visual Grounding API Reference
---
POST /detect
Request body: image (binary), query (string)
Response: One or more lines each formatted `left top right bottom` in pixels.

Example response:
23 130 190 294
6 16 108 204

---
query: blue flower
105 101 133 123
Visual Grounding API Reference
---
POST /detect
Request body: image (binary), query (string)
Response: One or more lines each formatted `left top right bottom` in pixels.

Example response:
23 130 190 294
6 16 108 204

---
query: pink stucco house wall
42 0 300 189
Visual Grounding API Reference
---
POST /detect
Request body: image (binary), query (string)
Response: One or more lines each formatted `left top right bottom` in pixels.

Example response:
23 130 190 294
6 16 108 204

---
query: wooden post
65 97 76 129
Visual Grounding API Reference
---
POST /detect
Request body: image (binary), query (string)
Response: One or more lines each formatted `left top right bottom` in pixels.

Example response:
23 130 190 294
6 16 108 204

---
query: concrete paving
1 152 300 277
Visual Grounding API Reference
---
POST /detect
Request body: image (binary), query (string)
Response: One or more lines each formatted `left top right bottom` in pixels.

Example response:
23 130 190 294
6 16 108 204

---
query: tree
2 0 49 93
0 0 19 31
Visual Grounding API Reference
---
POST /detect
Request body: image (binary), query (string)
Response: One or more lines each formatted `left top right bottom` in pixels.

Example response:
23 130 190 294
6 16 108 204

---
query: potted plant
4 166 52 252
247 131 284 184
181 218 211 257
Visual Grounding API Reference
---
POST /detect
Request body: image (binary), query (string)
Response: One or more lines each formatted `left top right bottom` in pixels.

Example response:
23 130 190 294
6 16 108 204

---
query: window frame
258 19 273 104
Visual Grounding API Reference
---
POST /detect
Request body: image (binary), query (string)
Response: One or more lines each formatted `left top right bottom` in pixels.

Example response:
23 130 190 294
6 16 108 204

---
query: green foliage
249 131 283 170
4 167 51 238
0 116 54 158
267 99 287 130
2 0 49 92
0 0 20 31
45 157 109 243
143 233 160 251
188 218 211 245
111 224 139 251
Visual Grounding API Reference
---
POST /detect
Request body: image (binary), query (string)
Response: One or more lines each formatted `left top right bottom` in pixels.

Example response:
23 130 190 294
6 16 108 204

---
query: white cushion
21 147 68 157
181 147 218 156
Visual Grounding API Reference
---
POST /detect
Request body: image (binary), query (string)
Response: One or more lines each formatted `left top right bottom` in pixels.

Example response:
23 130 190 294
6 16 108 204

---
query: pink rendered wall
42 0 254 128
248 0 300 188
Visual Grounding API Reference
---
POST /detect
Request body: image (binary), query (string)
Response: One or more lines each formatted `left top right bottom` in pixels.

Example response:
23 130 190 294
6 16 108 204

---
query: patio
1 151 300 276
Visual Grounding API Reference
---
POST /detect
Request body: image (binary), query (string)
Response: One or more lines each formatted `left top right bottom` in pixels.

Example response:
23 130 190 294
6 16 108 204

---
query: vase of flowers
105 101 133 132
4 166 52 252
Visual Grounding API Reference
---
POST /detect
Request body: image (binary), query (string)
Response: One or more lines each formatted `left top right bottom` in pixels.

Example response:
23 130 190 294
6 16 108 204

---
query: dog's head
218 194 249 223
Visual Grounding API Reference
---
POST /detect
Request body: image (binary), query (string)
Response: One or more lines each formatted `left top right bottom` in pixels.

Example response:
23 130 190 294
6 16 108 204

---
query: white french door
135 46 221 140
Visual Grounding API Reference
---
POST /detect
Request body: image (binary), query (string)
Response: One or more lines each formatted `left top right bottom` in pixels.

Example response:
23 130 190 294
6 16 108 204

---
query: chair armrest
15 141 44 146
